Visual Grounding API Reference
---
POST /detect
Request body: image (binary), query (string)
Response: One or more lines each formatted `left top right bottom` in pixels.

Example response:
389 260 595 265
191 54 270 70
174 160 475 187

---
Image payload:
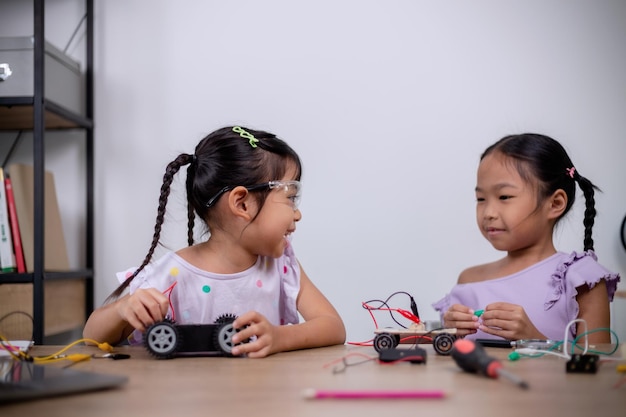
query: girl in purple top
433 134 620 344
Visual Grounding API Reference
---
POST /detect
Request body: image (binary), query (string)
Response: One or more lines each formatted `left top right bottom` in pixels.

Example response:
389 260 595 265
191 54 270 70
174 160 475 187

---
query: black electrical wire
362 291 420 329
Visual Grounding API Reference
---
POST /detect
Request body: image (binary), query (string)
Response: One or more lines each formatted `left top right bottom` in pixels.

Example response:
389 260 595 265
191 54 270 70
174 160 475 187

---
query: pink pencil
302 389 446 400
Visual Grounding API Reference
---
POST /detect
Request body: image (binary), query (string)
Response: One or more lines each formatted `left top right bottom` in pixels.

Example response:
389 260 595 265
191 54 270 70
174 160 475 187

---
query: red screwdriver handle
452 339 529 389
451 339 502 378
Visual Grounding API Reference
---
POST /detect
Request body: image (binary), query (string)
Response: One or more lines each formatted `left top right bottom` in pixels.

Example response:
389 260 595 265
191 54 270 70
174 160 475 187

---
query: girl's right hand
116 288 169 333
443 304 480 337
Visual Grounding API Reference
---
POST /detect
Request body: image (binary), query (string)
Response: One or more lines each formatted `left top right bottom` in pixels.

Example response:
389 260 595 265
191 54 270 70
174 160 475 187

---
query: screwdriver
451 339 529 389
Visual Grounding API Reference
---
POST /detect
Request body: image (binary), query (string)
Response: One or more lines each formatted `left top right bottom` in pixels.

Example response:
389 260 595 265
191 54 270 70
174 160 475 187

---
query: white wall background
2 0 625 344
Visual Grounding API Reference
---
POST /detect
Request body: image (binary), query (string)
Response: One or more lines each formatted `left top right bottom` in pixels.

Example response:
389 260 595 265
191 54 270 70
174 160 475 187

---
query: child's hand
230 311 277 358
479 302 545 340
443 304 480 337
116 288 169 333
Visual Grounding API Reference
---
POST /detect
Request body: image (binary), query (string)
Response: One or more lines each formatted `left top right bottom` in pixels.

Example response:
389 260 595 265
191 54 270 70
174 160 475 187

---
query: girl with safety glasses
84 126 345 357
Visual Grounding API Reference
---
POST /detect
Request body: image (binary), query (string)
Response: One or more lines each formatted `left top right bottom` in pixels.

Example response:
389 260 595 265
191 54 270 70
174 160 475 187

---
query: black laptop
0 357 128 403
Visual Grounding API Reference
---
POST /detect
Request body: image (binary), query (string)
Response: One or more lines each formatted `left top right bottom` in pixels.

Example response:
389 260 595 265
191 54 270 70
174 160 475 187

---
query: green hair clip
232 126 259 148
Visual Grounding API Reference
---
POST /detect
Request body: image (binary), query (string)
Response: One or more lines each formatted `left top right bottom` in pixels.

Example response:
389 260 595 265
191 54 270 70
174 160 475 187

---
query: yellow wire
34 338 113 362
1 333 113 364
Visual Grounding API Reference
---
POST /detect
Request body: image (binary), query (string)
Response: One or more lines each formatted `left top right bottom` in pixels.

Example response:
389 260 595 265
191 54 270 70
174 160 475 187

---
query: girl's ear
547 189 568 219
228 186 254 220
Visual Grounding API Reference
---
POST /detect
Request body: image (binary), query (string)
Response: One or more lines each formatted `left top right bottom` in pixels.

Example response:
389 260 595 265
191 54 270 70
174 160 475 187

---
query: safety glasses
206 180 301 210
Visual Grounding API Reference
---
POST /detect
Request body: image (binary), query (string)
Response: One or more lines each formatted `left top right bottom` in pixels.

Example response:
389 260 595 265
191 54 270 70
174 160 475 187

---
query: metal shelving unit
0 0 94 344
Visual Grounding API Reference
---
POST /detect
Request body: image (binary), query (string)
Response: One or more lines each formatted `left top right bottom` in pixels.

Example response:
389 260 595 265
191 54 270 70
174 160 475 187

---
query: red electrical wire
361 302 421 324
162 281 178 321
346 300 423 346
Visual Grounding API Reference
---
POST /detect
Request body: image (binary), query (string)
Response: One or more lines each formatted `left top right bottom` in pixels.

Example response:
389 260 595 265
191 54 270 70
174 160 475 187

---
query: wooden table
2 343 624 417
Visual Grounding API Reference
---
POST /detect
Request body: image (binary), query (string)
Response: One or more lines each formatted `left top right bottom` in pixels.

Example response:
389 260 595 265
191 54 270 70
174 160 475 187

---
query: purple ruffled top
432 251 620 340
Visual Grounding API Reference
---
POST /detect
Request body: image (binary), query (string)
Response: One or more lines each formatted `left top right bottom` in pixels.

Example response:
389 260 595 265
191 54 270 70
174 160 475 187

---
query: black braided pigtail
107 153 194 301
186 156 197 247
573 171 600 252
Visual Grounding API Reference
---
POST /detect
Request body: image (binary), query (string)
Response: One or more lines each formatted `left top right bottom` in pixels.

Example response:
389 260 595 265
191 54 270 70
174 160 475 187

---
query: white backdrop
2 0 625 343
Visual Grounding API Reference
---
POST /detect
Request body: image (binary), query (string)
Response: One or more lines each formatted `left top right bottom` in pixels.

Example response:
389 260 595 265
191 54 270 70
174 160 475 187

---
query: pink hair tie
566 167 576 178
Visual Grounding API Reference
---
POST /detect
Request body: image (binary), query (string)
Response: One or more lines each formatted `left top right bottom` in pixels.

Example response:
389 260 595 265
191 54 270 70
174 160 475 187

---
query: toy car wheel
215 321 238 355
433 333 455 356
214 313 238 325
373 333 398 352
144 320 180 359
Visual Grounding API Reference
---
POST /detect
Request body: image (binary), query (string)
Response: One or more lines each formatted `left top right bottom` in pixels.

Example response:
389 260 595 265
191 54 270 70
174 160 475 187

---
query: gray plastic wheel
215 322 238 354
145 321 179 359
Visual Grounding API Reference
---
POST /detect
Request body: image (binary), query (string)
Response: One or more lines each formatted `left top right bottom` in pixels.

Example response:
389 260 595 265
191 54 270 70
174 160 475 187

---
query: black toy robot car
143 314 248 359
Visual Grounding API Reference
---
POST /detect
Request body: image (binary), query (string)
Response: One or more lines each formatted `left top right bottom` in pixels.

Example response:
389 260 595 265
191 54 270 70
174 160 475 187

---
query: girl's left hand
479 302 546 340
230 311 276 358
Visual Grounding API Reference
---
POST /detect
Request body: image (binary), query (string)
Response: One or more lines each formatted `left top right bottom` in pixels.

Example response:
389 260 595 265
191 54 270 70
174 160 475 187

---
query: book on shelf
6 163 69 272
0 168 16 273
5 175 26 273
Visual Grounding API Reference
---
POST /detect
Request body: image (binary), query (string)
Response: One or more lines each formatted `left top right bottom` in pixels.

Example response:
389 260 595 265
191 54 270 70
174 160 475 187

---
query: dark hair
108 126 302 300
481 133 599 252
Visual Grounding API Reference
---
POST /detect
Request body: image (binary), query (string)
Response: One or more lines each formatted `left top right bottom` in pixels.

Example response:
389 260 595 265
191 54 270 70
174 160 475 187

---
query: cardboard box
0 280 86 339
0 36 83 115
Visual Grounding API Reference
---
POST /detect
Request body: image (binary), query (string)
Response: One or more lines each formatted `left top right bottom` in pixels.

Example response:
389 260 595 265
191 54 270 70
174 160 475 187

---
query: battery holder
566 354 599 374
378 347 427 364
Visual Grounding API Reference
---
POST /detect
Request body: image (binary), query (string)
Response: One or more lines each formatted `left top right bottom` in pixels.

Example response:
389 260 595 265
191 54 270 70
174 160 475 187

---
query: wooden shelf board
0 104 83 130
